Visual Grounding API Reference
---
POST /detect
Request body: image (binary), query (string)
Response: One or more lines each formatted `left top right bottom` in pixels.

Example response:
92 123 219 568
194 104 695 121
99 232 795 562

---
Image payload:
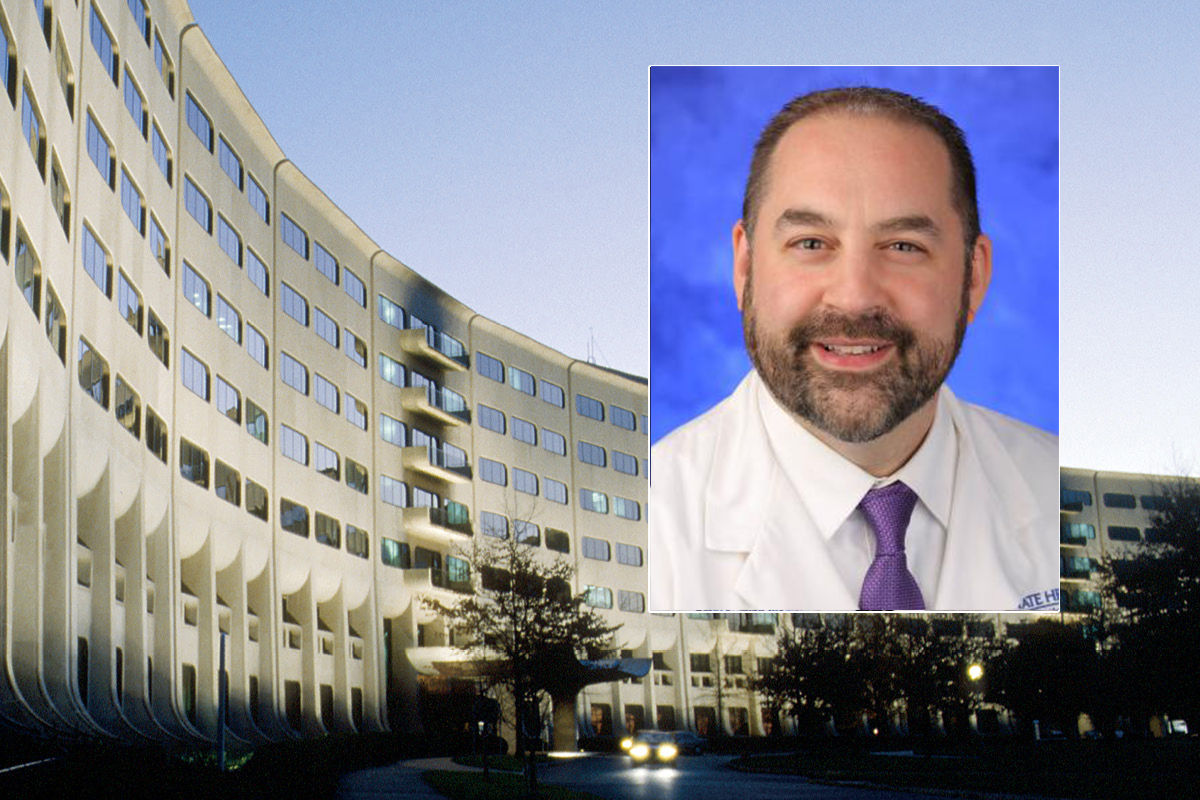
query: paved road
338 753 954 800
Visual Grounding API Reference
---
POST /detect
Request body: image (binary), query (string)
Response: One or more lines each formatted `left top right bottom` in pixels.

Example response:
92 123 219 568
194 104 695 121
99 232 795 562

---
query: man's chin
782 385 905 444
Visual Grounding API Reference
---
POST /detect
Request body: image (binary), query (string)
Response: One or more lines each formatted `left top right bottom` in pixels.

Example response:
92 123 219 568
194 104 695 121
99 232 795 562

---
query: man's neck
796 397 940 478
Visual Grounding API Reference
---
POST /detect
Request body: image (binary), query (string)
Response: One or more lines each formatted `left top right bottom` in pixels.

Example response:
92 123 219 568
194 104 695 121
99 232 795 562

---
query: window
279 353 308 395
50 156 70 237
153 31 173 97
123 69 146 137
215 461 240 506
313 373 339 413
246 324 268 369
215 376 240 423
582 537 610 561
280 499 308 537
344 330 367 367
117 271 142 333
246 479 268 521
45 283 67 364
81 225 111 296
1061 522 1096 542
616 543 643 567
114 377 140 438
1060 487 1092 509
614 496 641 521
576 394 604 421
578 442 606 467
1103 492 1136 509
508 366 535 395
379 414 406 447
21 85 45 176
344 268 365 307
613 451 639 476
149 215 169 273
513 468 538 496
642 415 649 435
180 349 209 400
90 4 118 83
618 590 645 613
544 478 568 505
380 475 407 507
127 0 150 43
476 352 504 382
280 282 308 326
512 417 536 445
541 380 564 408
381 538 409 569
690 653 711 673
218 137 243 189
147 309 168 367
447 555 470 587
585 586 613 609
145 407 167 463
514 520 540 546
377 294 405 329
280 213 308 258
480 457 507 486
0 13 11 107
246 399 267 444
542 429 566 456
1141 495 1171 511
346 394 367 431
1108 526 1140 542
546 529 570 553
347 526 369 559
217 216 242 265
478 404 505 434
179 439 208 487
580 489 608 514
247 249 269 295
314 242 338 284
121 170 145 235
182 261 210 316
185 93 212 150
280 424 308 465
55 28 74 117
184 177 211 232
248 174 268 222
611 405 636 431
86 113 114 188
346 459 368 495
314 443 340 481
314 308 338 348
15 229 41 316
214 295 241 343
480 511 508 539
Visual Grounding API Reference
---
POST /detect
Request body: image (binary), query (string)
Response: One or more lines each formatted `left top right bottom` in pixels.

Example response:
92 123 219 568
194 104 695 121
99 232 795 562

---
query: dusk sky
191 1 1200 476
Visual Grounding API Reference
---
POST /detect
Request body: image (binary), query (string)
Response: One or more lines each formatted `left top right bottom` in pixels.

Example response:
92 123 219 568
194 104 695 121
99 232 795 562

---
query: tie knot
859 482 918 555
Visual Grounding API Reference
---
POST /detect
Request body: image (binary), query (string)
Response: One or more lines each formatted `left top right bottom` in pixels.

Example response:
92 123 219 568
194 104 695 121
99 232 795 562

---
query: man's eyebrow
774 208 835 231
874 214 942 239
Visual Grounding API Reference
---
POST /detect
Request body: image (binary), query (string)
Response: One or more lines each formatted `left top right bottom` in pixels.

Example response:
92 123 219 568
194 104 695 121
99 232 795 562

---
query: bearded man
649 86 1059 612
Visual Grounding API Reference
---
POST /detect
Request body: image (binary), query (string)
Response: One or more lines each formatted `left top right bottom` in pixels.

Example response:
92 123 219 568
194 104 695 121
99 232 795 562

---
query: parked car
666 730 707 755
627 732 679 766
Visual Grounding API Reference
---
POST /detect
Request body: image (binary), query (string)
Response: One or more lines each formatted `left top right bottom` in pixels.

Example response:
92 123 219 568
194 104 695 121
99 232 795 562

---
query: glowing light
968 663 984 681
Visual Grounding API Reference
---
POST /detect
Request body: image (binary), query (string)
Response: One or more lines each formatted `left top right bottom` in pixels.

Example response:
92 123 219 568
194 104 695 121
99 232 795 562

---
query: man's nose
820 247 888 314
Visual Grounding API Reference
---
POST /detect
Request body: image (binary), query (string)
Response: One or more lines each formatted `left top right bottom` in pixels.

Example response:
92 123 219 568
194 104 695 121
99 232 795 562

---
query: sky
189 0 1200 477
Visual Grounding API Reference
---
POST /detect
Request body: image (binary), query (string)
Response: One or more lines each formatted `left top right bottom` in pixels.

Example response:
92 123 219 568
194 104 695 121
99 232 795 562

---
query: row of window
476 456 570 504
180 260 269 369
476 403 568 454
282 280 369 367
8 223 68 363
276 498 369 558
185 93 269 226
78 337 167 462
580 537 643 567
580 488 641 520
584 585 645 613
179 348 270 447
1061 486 1171 513
377 294 466 362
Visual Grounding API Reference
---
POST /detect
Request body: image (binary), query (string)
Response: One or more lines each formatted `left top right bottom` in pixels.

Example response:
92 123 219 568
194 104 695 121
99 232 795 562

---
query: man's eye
794 238 825 251
889 241 923 253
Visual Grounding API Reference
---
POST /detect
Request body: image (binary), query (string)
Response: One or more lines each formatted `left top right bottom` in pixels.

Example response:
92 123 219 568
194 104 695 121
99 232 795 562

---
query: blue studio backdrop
649 66 1058 445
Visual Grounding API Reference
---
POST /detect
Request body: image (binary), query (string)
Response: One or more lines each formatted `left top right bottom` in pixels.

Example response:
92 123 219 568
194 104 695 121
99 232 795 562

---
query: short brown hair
742 86 980 248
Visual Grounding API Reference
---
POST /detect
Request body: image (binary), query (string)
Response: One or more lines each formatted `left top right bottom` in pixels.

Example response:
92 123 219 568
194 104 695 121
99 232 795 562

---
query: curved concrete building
0 0 657 745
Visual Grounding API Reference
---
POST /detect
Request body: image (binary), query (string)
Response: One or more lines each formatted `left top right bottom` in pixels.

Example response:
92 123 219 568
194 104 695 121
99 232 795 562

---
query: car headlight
657 743 678 760
620 737 633 751
630 743 650 759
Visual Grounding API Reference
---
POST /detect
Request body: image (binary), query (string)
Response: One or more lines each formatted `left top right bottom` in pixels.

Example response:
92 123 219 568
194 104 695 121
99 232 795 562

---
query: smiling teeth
823 344 883 355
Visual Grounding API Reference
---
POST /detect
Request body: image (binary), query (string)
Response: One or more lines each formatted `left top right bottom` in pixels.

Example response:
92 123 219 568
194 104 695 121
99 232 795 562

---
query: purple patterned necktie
858 482 926 611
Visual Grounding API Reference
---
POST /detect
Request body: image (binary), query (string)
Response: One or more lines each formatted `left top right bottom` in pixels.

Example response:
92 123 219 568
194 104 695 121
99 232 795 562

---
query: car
626 732 679 766
666 730 707 755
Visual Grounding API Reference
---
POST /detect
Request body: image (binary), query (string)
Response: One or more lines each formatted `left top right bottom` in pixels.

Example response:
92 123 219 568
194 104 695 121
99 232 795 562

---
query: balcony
400 328 468 372
404 505 473 540
400 385 470 427
402 566 473 595
402 445 472 484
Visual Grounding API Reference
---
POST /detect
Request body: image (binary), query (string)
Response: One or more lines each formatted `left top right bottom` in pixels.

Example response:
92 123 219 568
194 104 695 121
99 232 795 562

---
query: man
649 86 1059 612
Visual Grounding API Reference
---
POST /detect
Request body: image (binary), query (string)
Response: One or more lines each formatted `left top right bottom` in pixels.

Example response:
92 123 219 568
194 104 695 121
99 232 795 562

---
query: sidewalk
337 756 474 799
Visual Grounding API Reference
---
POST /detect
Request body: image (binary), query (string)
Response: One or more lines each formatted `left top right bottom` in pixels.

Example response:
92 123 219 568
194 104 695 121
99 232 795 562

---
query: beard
742 266 969 444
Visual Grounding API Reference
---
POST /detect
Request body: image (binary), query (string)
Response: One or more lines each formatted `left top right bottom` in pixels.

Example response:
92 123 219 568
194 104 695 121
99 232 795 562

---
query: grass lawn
424 769 605 800
729 740 1198 800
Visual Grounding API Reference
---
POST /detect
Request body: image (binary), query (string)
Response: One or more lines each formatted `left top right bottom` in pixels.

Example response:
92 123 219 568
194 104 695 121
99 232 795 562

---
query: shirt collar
754 374 957 540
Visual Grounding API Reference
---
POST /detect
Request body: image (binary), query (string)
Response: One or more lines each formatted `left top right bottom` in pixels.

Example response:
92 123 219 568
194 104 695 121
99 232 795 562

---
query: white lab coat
649 373 1060 612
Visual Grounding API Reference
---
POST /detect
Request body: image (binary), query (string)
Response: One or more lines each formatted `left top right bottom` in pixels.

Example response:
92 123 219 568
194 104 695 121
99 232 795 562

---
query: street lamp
967 663 984 682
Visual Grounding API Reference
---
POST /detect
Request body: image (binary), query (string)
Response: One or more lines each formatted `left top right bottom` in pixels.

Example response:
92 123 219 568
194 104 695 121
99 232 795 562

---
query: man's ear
733 220 751 312
966 233 993 323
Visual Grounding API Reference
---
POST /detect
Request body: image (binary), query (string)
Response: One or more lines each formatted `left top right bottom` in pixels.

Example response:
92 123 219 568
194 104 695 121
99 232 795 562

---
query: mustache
787 309 917 352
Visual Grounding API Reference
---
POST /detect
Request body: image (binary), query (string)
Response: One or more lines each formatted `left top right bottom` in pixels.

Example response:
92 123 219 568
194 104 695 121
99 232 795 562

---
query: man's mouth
810 340 895 370
820 343 887 355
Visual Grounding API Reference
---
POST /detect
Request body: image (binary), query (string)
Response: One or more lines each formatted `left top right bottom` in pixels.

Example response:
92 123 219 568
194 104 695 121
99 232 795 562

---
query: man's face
734 112 991 443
